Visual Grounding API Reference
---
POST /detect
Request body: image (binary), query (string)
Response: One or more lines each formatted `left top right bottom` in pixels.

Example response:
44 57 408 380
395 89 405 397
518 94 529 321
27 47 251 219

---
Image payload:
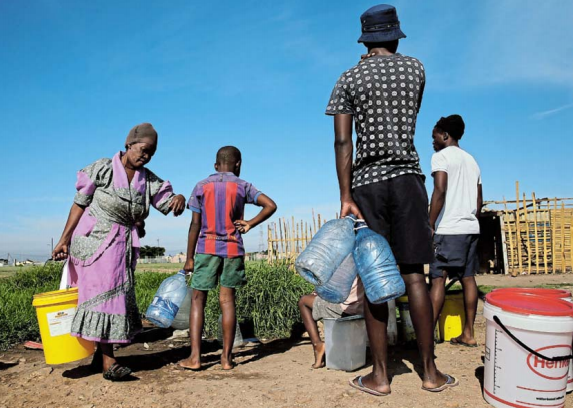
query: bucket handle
493 315 573 362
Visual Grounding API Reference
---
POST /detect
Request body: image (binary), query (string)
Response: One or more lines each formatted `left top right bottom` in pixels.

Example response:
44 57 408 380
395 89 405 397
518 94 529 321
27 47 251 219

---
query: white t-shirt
431 146 481 235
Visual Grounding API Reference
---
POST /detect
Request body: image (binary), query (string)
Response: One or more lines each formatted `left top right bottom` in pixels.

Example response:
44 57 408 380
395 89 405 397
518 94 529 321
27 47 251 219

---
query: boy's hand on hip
234 220 251 234
183 259 194 274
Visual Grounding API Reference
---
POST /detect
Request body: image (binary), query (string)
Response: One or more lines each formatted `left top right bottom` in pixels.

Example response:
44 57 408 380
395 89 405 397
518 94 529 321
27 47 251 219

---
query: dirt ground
1 274 572 408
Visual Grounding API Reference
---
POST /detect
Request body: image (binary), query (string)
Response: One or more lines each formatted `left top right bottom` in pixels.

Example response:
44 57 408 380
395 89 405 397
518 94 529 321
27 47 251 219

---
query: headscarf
125 123 158 148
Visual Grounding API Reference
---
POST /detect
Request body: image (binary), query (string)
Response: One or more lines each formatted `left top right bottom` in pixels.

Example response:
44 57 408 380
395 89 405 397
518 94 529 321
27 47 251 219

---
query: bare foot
221 355 235 370
312 342 325 369
351 372 391 395
179 357 201 371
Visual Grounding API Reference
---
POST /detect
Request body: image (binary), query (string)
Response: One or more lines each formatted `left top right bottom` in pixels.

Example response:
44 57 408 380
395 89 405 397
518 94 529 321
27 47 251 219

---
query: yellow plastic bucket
439 291 465 341
32 288 94 364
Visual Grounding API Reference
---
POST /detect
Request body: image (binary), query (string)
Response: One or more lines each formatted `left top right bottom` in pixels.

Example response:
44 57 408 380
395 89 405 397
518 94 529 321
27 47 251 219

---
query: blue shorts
429 234 479 279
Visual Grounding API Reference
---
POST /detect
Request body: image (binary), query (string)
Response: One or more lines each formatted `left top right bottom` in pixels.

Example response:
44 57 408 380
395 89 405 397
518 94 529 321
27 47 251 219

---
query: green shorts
190 254 246 291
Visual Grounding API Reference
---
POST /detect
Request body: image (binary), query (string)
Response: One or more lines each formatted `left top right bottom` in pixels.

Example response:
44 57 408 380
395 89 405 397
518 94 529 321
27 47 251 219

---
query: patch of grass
0 262 62 350
0 260 312 351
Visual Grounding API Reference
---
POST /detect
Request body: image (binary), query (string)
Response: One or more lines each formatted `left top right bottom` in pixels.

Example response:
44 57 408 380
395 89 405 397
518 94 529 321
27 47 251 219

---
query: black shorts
429 234 480 279
352 174 433 266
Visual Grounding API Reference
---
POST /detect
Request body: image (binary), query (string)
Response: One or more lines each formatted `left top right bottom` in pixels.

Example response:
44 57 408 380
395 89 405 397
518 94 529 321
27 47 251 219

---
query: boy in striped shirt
180 146 277 371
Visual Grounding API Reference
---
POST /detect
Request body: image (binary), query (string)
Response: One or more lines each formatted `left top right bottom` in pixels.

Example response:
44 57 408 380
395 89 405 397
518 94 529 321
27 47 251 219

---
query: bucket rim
492 287 571 299
485 292 573 317
32 288 79 307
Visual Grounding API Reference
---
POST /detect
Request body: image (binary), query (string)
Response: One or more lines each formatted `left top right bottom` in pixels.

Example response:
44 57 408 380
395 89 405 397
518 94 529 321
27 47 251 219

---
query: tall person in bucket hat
326 4 459 395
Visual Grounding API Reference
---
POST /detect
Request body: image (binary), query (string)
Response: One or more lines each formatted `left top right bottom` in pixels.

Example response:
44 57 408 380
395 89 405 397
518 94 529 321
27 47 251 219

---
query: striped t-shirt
187 172 261 258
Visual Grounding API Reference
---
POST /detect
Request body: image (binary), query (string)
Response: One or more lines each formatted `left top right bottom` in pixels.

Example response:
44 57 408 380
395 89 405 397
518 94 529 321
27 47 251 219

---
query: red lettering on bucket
526 345 571 380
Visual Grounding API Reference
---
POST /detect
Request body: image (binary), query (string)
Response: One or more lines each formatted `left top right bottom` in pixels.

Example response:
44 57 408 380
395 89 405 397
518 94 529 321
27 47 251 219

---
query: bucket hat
358 4 406 43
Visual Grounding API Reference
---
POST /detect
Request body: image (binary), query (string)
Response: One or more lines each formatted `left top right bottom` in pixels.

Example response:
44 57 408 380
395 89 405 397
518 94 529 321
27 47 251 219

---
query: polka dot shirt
325 53 426 189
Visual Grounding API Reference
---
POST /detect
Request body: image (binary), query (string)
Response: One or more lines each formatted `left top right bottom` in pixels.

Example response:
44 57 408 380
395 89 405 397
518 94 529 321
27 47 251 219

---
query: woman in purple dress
52 123 185 381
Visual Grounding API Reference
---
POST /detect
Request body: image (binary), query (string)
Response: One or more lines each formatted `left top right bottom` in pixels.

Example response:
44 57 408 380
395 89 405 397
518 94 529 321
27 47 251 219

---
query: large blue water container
353 225 405 304
315 253 358 304
295 217 356 286
145 270 188 328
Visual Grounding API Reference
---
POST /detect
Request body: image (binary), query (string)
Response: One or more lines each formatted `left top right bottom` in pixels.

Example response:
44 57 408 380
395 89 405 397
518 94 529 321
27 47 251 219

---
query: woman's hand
169 194 186 216
234 220 251 234
52 241 70 260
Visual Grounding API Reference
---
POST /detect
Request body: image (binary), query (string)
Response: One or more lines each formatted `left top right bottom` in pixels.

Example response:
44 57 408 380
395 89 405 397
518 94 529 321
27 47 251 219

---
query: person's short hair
435 115 465 140
216 146 242 165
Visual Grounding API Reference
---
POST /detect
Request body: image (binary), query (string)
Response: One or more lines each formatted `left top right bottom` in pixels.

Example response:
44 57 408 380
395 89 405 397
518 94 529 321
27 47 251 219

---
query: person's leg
219 286 236 369
298 294 325 368
180 289 208 369
429 271 447 330
453 275 478 345
100 342 116 371
401 265 448 389
351 300 391 394
351 182 392 394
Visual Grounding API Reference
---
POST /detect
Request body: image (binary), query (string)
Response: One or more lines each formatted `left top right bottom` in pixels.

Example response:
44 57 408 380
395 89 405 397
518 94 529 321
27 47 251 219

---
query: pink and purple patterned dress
67 152 176 343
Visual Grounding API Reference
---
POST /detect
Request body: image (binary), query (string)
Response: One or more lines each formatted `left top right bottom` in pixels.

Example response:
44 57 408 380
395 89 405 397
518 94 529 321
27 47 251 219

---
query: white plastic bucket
324 315 366 371
494 288 573 394
483 292 573 408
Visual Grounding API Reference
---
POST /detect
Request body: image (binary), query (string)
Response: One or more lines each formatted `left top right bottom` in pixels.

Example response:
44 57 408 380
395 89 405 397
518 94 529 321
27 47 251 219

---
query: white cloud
531 102 573 120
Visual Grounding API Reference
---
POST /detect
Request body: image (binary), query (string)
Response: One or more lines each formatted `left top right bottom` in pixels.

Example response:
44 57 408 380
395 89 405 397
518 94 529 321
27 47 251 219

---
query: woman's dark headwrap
125 123 158 148
435 115 465 140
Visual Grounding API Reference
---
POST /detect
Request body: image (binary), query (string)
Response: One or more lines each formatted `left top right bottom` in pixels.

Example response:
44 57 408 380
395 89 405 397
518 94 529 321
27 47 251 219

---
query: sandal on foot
450 337 478 348
422 374 459 392
348 376 390 397
102 363 132 381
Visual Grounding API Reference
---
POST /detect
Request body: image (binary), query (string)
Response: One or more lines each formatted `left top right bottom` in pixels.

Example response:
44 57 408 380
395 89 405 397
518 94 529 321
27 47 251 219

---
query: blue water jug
353 224 405 304
295 216 356 286
315 253 358 304
145 270 189 328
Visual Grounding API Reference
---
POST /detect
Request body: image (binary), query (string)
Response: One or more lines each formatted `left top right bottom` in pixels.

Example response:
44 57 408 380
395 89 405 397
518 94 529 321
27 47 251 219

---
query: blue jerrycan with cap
295 216 356 286
353 222 405 304
146 270 189 328
315 253 358 304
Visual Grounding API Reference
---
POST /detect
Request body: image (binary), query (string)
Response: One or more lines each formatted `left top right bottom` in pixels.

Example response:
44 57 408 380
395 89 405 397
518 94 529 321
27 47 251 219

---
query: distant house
170 252 186 263
0 259 7 267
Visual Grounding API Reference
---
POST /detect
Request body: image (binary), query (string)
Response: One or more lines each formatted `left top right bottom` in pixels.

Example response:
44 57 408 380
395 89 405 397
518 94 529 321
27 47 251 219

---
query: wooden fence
266 211 336 263
495 182 572 275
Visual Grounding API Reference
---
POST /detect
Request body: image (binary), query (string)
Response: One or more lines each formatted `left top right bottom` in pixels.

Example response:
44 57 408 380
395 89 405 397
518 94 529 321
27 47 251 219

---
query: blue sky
1 1 572 260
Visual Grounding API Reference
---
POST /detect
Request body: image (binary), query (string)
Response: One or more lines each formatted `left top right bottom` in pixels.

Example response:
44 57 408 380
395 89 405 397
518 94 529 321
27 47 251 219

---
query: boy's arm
476 183 483 219
429 171 448 232
334 114 364 219
234 194 277 234
183 211 202 273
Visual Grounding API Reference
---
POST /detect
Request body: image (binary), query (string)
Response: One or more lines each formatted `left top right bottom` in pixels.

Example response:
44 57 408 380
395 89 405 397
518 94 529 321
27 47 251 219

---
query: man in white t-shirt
428 115 482 347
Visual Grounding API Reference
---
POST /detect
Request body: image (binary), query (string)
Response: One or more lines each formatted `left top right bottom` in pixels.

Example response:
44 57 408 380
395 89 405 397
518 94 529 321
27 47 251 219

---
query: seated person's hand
183 259 194 275
169 195 186 217
234 220 251 234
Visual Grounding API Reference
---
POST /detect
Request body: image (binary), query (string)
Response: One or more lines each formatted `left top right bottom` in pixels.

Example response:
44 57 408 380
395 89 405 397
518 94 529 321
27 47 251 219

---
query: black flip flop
450 338 478 348
102 363 132 381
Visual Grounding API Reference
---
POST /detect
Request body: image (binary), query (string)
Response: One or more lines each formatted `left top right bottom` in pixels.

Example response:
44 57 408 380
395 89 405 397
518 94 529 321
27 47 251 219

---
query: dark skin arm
183 211 202 273
183 194 277 273
234 194 277 233
52 203 86 260
429 171 447 232
334 114 364 219
476 183 483 219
